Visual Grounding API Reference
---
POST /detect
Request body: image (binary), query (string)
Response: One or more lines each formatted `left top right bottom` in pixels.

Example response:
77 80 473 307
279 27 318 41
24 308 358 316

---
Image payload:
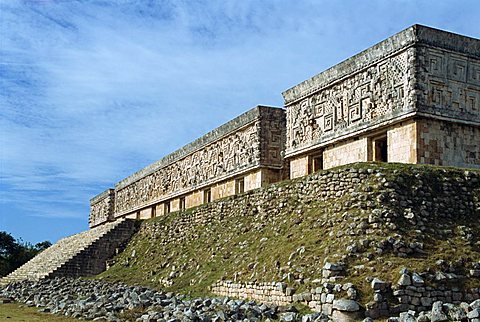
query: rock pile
2 277 480 322
386 299 480 322
0 278 329 322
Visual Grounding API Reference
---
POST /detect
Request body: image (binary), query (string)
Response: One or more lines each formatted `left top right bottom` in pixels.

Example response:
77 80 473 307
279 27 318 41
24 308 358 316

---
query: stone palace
90 24 480 227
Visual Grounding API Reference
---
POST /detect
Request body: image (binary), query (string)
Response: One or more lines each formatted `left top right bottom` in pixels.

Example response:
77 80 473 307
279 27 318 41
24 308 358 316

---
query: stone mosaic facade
89 189 115 228
90 25 480 226
90 106 285 227
283 25 480 178
284 47 415 156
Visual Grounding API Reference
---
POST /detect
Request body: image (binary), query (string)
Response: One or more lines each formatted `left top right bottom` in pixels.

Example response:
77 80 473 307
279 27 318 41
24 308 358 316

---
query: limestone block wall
211 279 480 316
139 208 152 220
323 138 369 169
387 121 418 164
417 118 480 168
289 155 310 179
392 275 480 313
186 190 203 209
89 189 115 228
211 178 236 201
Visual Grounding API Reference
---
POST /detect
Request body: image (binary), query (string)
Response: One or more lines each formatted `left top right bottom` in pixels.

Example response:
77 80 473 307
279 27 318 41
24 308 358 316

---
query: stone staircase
0 219 138 286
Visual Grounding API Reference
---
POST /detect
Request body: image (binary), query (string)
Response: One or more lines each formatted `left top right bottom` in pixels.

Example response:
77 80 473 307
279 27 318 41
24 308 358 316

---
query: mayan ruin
90 24 479 227
89 106 286 227
2 24 480 322
285 24 480 178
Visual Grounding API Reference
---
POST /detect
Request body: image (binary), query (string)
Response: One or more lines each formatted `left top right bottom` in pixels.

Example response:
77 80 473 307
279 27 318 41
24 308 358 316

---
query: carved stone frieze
418 47 480 123
111 107 285 215
89 189 115 227
114 121 261 213
285 48 416 156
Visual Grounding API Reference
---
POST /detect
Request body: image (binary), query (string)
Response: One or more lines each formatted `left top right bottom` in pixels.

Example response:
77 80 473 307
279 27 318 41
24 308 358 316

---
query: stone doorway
373 135 388 162
309 153 323 174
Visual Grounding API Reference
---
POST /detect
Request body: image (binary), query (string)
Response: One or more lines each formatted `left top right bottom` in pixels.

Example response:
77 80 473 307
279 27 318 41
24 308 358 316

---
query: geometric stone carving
285 49 413 155
114 121 261 214
89 189 115 228
89 106 285 220
283 24 480 159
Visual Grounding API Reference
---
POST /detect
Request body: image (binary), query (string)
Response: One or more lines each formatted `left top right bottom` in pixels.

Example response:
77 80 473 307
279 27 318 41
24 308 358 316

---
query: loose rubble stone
332 299 360 312
397 274 412 286
0 278 285 322
430 301 448 322
371 278 389 291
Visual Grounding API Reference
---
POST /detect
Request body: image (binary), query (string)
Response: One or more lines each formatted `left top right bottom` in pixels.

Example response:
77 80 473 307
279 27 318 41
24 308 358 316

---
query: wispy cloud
1 0 479 242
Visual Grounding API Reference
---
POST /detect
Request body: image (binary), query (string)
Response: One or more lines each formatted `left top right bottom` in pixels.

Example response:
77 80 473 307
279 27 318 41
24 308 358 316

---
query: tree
35 241 52 251
0 231 51 277
0 231 19 257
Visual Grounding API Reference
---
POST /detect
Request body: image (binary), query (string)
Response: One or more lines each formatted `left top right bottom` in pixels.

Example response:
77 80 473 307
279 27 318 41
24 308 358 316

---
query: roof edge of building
114 105 282 191
282 24 480 106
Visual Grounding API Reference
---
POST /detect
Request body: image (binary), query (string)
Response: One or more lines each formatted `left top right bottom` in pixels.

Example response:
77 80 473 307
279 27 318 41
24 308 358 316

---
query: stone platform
0 219 138 286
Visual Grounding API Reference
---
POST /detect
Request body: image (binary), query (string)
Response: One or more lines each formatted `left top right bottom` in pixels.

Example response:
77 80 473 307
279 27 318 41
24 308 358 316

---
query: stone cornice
115 105 283 190
282 24 480 106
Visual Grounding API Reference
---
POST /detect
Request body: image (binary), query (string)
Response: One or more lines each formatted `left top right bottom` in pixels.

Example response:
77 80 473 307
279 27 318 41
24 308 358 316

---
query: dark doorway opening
309 154 323 173
203 188 211 204
235 178 245 194
374 136 388 162
179 197 186 211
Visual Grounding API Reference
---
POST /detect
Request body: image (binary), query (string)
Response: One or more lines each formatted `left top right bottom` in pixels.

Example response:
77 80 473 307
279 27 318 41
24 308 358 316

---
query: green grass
97 162 480 303
0 303 81 322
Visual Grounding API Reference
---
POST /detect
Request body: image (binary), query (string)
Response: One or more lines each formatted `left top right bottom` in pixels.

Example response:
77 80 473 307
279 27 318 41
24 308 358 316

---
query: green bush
0 231 51 277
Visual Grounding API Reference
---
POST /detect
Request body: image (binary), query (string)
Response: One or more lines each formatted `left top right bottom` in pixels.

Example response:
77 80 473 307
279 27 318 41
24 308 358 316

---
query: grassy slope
98 162 480 303
0 303 80 322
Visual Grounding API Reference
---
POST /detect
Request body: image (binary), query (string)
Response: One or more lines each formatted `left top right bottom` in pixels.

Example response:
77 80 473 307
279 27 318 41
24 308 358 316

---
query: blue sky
1 0 479 244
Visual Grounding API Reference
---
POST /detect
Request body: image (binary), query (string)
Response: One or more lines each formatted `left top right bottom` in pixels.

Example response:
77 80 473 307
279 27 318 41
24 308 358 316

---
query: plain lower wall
387 121 418 164
290 155 310 179
323 138 369 169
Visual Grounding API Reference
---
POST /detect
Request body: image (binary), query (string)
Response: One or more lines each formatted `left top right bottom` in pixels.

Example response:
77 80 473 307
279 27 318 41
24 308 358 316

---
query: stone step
0 219 138 285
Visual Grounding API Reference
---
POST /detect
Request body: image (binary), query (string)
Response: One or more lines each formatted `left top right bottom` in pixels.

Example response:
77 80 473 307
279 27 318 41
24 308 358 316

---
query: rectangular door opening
203 188 211 204
309 154 323 174
235 178 245 194
373 136 388 162
179 197 186 211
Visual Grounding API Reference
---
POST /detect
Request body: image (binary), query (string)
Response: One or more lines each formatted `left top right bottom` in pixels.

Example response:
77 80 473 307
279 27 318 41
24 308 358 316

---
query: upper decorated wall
90 106 285 221
282 25 480 158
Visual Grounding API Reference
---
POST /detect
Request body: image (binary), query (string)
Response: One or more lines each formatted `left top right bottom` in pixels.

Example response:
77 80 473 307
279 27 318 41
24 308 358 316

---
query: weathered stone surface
91 106 286 221
89 189 115 228
331 309 363 322
468 308 480 319
411 273 425 286
332 299 360 312
472 299 480 310
399 311 416 322
371 278 389 291
430 301 448 322
398 274 412 286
